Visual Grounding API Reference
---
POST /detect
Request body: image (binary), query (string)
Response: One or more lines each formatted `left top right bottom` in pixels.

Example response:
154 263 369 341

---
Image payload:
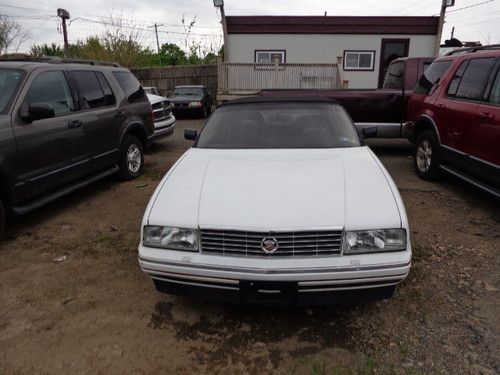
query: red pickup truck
261 57 434 138
404 48 500 197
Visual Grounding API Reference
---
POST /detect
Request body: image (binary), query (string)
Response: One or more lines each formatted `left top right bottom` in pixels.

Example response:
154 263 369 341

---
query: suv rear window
414 60 452 95
73 71 115 109
447 58 496 101
112 71 146 103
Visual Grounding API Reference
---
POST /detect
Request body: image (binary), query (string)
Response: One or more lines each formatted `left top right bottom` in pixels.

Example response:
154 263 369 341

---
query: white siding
227 34 437 89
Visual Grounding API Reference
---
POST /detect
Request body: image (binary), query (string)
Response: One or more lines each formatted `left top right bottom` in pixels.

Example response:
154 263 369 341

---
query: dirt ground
0 118 498 375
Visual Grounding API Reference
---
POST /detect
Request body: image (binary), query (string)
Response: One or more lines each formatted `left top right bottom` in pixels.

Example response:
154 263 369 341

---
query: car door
439 57 497 157
12 69 88 198
70 70 120 173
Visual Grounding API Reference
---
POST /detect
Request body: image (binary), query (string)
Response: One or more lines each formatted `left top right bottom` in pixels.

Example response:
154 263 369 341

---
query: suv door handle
479 112 495 120
67 119 83 128
115 110 125 118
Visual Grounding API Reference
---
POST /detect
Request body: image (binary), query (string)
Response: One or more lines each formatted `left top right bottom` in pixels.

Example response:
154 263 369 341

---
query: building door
378 39 410 87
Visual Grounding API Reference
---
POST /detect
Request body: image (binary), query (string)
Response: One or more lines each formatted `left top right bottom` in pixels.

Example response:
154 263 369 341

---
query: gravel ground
0 118 498 374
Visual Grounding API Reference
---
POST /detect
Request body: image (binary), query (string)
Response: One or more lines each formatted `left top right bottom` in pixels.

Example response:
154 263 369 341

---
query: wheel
0 198 5 240
118 135 144 180
414 130 441 180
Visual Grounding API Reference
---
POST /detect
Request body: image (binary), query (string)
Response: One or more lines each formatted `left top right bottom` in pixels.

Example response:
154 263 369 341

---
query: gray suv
0 57 155 239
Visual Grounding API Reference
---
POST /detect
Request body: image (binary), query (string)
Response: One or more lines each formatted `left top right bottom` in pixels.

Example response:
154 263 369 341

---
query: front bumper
171 105 203 115
139 245 411 305
151 115 176 141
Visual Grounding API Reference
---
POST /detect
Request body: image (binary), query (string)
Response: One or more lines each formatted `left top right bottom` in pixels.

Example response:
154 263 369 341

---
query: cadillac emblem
261 237 279 254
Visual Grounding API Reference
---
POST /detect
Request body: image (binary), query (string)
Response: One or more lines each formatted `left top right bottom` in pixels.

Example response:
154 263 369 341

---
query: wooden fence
131 64 218 98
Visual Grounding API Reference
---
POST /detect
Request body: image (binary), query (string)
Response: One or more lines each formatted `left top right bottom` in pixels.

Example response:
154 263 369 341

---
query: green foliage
147 43 187 66
30 39 218 68
30 43 64 57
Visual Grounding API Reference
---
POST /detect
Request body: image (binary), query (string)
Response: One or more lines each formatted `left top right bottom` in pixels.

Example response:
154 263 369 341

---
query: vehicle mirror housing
362 126 378 139
20 103 55 122
184 129 198 141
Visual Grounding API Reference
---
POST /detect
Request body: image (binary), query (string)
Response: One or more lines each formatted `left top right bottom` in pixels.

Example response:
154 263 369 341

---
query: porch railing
218 61 342 95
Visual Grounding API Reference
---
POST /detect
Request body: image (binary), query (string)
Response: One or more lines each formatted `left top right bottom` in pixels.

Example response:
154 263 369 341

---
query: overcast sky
2 0 500 54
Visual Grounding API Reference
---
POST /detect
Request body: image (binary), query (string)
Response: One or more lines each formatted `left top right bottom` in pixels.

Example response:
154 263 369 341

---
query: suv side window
112 71 146 103
414 60 452 95
448 58 496 101
382 61 404 90
488 70 500 105
24 71 74 116
72 71 113 109
96 72 116 106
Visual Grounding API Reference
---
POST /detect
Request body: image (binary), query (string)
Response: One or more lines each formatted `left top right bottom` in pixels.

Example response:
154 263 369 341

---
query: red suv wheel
414 130 441 180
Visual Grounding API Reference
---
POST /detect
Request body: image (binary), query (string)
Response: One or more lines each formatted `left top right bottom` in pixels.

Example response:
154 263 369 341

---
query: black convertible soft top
221 96 341 106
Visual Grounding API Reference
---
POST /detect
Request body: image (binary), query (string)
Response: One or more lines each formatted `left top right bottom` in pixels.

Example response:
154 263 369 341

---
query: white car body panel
147 147 401 231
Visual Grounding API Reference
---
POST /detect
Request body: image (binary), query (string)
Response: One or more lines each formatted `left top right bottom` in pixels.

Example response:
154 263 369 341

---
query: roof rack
445 44 500 56
0 55 121 67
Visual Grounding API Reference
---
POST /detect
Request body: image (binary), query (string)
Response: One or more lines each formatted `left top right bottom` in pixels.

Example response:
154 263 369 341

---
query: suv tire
118 135 144 180
414 130 441 180
0 198 5 240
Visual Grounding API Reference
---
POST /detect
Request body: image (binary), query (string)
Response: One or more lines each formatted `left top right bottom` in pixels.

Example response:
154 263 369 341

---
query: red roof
226 16 439 35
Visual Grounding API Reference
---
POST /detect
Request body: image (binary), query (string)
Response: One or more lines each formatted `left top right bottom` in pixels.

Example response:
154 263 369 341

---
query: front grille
152 101 171 122
200 229 343 257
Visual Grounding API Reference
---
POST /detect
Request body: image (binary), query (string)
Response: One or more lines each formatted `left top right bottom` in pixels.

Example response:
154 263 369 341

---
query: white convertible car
139 97 411 305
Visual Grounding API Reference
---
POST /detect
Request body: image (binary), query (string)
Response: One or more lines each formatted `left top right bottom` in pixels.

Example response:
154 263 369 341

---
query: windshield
171 87 203 97
0 69 24 113
196 103 361 149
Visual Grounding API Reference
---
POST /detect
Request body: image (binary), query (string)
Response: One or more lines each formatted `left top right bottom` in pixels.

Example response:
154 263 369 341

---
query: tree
0 16 29 54
149 43 187 66
30 43 65 57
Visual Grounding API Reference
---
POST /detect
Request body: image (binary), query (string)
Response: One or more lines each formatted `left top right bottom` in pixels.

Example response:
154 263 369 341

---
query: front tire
118 135 144 180
414 130 441 180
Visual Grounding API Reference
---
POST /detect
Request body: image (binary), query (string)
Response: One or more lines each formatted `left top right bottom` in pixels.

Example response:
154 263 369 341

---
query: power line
433 0 495 15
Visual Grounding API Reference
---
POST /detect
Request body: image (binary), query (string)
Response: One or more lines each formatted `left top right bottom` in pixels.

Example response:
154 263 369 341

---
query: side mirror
184 129 198 141
362 126 378 139
20 103 56 122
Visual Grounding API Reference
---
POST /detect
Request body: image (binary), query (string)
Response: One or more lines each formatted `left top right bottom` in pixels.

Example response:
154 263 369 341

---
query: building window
343 51 375 71
255 50 286 64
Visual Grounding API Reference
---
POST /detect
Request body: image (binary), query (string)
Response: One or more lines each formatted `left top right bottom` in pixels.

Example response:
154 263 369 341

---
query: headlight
143 226 199 251
343 229 406 254
188 101 202 107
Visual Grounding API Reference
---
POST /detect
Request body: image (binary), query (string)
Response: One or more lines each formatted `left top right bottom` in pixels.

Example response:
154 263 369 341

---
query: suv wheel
414 130 441 180
119 135 144 180
0 198 5 240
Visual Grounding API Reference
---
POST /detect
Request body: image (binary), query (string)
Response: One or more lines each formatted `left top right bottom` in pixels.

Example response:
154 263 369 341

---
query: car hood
147 147 402 231
167 95 202 103
146 93 167 104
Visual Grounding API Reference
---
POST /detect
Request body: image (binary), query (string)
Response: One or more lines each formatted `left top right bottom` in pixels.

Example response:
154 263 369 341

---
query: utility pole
148 23 163 53
57 8 70 51
435 0 455 56
213 0 228 61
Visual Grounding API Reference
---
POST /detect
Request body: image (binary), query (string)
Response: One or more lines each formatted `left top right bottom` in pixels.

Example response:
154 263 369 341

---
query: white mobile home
218 16 438 99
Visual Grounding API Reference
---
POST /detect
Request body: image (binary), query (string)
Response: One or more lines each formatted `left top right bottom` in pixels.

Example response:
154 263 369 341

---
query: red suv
405 48 500 198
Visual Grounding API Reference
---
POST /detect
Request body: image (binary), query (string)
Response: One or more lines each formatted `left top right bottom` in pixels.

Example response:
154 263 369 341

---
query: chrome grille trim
152 101 172 122
200 229 343 257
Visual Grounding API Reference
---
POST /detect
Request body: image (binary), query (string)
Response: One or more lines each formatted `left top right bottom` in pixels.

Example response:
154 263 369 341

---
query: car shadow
149 295 378 361
0 176 119 244
365 138 413 157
